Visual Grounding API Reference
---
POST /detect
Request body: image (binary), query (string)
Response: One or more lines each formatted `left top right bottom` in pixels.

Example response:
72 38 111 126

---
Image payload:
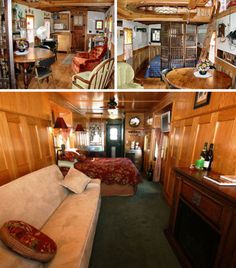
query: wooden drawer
181 182 223 227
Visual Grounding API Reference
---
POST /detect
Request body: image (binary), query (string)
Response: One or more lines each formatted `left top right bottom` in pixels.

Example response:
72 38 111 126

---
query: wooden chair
42 40 58 60
72 58 114 89
35 56 56 88
161 68 174 89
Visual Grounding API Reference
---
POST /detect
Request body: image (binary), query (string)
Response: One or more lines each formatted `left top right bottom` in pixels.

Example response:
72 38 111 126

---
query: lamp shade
54 117 68 129
75 124 84 132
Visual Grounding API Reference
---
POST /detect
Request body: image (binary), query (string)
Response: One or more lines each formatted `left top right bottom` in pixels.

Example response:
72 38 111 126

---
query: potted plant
196 59 211 75
17 40 29 52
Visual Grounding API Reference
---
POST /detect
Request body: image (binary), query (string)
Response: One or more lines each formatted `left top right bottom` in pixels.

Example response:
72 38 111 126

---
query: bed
144 55 161 78
58 150 142 196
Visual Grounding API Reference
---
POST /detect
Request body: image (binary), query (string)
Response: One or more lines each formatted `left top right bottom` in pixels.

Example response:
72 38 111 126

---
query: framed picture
194 92 211 109
151 29 160 43
95 20 103 30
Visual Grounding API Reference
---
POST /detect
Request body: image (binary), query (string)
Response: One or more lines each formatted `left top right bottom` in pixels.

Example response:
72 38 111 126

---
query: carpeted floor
89 180 181 268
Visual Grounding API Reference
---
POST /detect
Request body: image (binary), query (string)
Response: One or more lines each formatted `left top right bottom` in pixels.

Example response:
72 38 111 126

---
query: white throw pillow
60 167 91 194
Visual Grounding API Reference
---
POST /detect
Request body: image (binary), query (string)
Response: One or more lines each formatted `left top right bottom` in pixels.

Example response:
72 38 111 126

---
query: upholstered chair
72 58 114 89
72 43 108 73
117 62 144 89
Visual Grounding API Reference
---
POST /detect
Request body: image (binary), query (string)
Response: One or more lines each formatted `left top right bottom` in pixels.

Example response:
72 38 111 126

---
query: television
161 111 171 132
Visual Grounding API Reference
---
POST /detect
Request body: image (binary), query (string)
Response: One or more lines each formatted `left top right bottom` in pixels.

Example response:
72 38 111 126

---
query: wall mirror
129 116 141 127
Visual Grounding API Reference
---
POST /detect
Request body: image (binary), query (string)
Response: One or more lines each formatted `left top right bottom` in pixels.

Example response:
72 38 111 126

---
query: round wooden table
14 47 54 89
166 68 232 89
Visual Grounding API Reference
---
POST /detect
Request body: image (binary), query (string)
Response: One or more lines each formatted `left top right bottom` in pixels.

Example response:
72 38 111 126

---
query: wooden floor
17 53 76 89
136 68 167 89
16 54 163 90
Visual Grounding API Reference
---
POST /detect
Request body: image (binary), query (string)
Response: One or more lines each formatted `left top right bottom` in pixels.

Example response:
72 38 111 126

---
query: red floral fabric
0 220 57 255
58 151 86 162
74 158 142 186
72 44 108 73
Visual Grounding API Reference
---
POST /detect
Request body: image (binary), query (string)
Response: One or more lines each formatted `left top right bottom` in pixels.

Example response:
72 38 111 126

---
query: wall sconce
75 124 85 132
53 117 69 148
54 117 68 129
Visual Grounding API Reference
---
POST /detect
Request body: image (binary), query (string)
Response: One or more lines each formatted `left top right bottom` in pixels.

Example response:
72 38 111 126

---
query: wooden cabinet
0 0 16 88
161 23 197 70
53 32 71 53
166 168 236 268
53 12 70 31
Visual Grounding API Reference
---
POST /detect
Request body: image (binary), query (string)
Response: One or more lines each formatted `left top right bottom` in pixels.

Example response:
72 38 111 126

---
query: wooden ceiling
118 0 215 24
56 92 167 118
14 0 113 12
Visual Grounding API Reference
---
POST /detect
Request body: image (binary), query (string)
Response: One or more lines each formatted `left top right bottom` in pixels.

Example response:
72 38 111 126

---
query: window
124 28 132 45
89 122 104 148
154 142 158 160
95 20 103 30
44 18 51 39
209 32 216 63
110 127 118 140
124 28 133 62
26 15 34 43
151 29 160 43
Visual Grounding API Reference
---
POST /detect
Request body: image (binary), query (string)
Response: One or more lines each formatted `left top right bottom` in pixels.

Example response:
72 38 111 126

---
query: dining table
166 67 232 89
14 47 54 89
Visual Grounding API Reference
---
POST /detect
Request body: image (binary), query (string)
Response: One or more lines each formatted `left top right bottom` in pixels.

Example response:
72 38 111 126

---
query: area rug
62 54 75 65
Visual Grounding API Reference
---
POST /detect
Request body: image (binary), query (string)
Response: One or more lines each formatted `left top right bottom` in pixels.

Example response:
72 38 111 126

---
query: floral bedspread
74 158 142 186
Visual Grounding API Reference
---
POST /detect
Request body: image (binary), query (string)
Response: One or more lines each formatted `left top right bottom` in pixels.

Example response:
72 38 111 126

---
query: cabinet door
192 113 215 163
0 112 15 185
5 113 31 178
163 121 182 205
178 118 195 167
212 108 236 174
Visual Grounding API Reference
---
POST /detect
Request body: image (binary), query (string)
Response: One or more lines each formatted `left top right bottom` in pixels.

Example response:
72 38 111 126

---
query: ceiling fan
100 97 125 110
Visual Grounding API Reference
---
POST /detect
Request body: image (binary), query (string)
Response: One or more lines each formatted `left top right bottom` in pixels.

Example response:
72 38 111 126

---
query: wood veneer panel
6 113 30 177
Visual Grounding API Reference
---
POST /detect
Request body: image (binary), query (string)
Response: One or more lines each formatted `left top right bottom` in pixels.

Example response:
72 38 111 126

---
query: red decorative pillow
58 151 75 162
0 221 57 262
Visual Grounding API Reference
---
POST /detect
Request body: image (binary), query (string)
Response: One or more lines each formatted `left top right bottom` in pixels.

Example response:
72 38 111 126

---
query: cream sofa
0 164 101 268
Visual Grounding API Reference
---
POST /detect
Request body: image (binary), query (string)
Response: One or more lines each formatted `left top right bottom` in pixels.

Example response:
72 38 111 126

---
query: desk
166 68 232 89
14 47 54 89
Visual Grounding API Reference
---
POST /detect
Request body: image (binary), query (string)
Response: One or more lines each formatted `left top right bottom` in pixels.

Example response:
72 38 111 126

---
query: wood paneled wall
118 45 161 74
0 93 54 186
133 46 160 74
152 92 236 206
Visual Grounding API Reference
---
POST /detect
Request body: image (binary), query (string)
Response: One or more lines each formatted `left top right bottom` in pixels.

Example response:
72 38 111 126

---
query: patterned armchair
72 43 108 73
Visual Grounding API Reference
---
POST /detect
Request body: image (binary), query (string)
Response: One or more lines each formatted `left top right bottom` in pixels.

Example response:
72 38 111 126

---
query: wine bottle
204 143 214 171
200 142 208 160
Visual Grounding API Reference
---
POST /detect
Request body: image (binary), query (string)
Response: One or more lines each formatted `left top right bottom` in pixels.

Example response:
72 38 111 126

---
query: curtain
153 128 164 182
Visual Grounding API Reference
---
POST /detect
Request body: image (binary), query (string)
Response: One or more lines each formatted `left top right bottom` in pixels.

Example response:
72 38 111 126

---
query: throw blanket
74 158 142 186
145 55 161 78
